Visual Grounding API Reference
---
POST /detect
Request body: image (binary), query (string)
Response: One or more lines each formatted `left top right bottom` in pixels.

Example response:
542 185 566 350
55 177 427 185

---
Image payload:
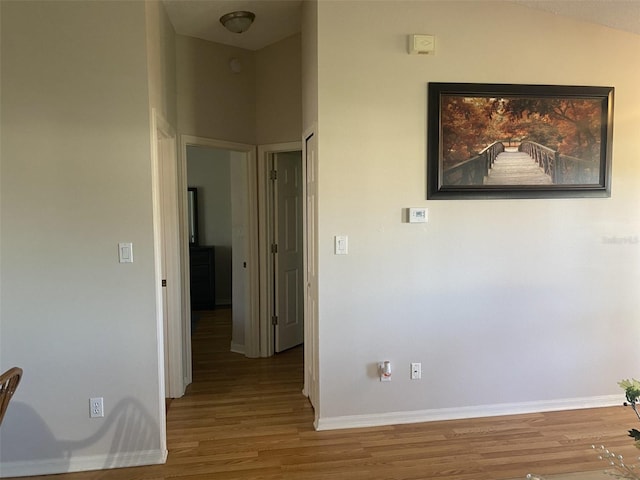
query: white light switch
118 242 133 263
334 235 348 255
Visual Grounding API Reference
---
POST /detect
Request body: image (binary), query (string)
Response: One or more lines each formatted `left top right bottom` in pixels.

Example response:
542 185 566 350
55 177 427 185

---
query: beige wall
256 34 302 145
146 0 177 126
176 34 302 145
315 1 640 426
0 0 165 474
302 0 318 133
176 35 256 144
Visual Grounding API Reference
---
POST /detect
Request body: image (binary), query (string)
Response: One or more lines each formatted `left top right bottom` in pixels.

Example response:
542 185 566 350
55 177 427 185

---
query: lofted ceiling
162 0 302 51
162 0 640 51
517 0 640 36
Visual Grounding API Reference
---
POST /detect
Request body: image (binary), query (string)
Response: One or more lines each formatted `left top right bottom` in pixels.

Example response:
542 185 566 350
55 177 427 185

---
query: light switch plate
334 235 348 255
118 242 133 263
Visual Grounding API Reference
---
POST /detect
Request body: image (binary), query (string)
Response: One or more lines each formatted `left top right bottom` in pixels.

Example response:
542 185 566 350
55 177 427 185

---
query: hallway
168 308 312 452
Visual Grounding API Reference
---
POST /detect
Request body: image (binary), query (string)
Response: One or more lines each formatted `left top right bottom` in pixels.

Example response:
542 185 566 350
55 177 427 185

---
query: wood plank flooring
10 308 639 480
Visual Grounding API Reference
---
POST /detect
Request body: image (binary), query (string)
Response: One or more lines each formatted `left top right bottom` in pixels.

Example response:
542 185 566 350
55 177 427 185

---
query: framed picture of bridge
427 82 614 199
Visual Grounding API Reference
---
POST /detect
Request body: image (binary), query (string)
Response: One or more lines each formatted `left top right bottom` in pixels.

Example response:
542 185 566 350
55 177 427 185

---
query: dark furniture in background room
189 246 215 310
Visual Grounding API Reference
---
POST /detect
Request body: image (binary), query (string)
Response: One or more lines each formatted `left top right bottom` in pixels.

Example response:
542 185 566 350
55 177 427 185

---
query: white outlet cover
90 397 104 418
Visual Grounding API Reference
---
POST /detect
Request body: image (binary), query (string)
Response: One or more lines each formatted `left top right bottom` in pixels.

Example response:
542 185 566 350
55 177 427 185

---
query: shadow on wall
0 397 161 473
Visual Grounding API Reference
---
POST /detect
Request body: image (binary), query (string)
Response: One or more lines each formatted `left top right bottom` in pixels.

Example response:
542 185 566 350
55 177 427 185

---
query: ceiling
517 0 640 36
162 0 302 51
162 0 640 51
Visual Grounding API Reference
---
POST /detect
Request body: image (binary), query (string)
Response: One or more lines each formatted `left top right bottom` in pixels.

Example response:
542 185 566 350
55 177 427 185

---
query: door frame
257 142 303 357
302 126 319 415
150 109 176 453
178 135 260 360
172 136 314 397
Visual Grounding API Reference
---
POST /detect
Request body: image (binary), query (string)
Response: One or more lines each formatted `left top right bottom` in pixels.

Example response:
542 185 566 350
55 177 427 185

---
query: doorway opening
185 143 250 355
167 136 312 411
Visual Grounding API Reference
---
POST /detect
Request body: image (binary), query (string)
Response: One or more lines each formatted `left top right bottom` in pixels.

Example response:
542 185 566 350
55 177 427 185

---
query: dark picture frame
427 83 614 199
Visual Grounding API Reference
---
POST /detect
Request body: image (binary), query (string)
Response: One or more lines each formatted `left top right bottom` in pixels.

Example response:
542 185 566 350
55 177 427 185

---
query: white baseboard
0 449 167 478
315 395 620 431
230 342 245 355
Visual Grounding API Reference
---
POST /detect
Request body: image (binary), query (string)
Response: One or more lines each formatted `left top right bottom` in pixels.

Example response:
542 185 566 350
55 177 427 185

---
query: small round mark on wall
229 57 242 74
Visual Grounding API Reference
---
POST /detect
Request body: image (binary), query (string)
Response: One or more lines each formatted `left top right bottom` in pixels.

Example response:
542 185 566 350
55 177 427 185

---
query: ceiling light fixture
219 11 255 34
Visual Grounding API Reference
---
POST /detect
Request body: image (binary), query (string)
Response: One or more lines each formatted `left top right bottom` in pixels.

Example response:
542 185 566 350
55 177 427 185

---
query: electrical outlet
411 363 421 380
90 397 104 418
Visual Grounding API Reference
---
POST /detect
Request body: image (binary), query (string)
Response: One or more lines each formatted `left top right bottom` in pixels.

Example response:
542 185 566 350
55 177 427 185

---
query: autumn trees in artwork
440 95 604 170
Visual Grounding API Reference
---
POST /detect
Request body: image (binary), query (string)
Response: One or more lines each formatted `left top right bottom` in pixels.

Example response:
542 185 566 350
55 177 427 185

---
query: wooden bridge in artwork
443 141 599 186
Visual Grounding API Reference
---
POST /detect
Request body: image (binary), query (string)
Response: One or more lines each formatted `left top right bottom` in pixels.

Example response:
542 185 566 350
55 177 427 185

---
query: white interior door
151 111 184 400
273 151 304 352
159 128 182 398
180 136 259 358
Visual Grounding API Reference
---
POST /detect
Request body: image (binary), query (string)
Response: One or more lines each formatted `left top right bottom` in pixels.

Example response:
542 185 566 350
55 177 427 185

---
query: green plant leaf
629 428 640 441
619 379 640 403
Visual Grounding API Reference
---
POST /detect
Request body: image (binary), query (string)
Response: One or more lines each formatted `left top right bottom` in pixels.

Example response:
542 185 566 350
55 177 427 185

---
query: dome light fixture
219 11 256 34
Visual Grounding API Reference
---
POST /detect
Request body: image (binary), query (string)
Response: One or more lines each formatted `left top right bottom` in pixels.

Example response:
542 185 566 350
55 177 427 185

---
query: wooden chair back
0 367 23 426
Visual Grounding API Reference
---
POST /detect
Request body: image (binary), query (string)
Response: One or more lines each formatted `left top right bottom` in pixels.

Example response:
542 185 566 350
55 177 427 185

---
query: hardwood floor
11 308 639 479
